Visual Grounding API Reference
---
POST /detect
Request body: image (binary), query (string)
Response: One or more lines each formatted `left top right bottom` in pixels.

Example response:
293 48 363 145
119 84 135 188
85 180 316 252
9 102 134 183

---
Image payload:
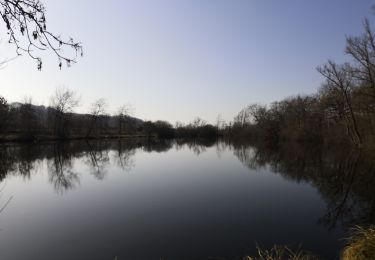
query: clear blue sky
1 0 374 123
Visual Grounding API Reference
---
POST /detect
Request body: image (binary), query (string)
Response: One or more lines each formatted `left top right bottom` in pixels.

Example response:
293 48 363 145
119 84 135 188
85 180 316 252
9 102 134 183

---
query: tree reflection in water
84 141 110 180
0 138 374 231
227 139 375 230
47 143 80 194
176 138 216 156
114 140 135 172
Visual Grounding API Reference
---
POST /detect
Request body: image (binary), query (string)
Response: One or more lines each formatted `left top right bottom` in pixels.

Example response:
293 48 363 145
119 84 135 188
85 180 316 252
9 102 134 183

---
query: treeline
4 18 375 145
143 117 218 139
224 19 375 147
0 88 219 141
0 88 142 141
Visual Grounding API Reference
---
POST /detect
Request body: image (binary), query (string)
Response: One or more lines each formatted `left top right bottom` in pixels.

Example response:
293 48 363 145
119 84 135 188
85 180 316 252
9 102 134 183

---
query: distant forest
0 88 219 141
2 18 375 146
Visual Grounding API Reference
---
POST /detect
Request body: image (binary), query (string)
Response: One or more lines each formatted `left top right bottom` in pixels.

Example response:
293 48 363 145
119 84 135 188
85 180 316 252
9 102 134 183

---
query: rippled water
0 139 373 260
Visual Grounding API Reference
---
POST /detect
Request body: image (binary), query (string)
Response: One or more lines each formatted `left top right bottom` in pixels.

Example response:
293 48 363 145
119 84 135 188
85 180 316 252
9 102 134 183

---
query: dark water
0 139 374 260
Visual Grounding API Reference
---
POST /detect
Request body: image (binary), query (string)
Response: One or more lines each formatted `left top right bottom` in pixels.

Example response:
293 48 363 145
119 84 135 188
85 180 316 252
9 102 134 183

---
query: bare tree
346 19 375 92
0 0 83 69
50 87 80 114
234 107 251 127
116 104 134 135
86 98 108 137
191 117 207 128
317 61 362 146
246 104 268 125
216 113 223 131
0 96 9 133
50 87 80 137
234 104 267 127
19 96 37 138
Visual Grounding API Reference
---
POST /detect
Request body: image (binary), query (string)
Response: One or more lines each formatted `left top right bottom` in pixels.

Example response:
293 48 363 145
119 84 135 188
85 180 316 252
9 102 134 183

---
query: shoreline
0 133 152 143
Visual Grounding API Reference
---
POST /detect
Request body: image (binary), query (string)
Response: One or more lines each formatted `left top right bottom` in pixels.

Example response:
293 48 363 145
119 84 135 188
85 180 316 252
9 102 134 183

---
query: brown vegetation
224 19 375 148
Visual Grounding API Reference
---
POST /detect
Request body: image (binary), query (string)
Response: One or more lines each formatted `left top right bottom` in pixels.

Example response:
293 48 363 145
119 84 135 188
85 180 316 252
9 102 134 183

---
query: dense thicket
226 20 375 147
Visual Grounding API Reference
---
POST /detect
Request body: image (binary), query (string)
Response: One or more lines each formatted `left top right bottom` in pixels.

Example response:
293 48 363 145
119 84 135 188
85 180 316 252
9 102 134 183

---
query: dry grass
342 226 375 260
243 245 319 260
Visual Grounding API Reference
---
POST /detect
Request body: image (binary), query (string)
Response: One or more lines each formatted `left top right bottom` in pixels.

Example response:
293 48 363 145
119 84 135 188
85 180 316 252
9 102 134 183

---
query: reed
244 245 318 260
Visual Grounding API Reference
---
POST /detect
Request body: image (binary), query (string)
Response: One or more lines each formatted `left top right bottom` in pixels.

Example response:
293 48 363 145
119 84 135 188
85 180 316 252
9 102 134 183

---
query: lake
0 139 373 260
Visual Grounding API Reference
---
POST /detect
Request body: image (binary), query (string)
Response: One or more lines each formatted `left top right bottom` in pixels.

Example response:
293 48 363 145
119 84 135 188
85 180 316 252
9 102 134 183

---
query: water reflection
228 139 375 230
0 139 195 192
115 140 136 172
47 143 80 193
0 138 374 233
84 141 110 180
176 138 216 155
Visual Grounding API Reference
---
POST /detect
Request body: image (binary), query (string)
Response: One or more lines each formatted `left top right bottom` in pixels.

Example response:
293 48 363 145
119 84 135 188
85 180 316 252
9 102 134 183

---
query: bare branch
0 0 83 70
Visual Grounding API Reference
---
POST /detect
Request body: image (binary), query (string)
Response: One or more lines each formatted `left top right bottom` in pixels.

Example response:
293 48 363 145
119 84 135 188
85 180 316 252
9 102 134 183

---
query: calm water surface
0 139 374 260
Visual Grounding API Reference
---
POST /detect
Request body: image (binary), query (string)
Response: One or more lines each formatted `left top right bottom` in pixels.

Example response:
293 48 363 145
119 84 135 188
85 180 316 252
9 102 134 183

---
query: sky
1 0 375 124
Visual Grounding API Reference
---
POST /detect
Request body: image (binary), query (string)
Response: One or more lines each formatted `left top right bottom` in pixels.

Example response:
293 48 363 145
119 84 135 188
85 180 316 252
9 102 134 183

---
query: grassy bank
242 226 375 260
342 226 375 260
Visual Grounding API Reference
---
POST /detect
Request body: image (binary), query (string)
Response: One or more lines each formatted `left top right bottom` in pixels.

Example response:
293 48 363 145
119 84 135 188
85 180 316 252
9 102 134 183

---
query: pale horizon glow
1 0 374 124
